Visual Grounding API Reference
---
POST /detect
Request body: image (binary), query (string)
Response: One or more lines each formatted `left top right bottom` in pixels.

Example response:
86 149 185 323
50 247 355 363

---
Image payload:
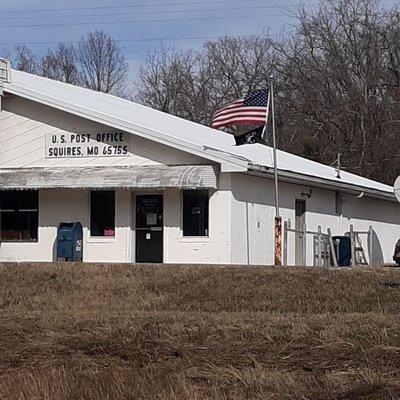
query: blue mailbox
57 222 83 262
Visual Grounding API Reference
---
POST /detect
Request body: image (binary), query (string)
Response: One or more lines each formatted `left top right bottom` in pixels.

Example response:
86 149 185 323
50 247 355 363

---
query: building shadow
370 229 384 264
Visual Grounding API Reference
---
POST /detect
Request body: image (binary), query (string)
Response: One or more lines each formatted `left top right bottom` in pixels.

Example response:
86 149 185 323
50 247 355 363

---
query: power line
0 13 287 29
0 5 292 21
0 0 295 14
0 34 277 47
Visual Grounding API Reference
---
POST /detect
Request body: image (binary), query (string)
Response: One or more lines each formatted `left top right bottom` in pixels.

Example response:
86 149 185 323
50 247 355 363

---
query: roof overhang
248 164 396 202
0 165 218 190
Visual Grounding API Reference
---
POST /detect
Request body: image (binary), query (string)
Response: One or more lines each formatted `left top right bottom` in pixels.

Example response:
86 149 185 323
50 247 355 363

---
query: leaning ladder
353 233 368 265
347 225 372 266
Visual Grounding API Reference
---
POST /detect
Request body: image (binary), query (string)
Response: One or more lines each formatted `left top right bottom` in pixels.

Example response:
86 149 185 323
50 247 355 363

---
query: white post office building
0 61 399 265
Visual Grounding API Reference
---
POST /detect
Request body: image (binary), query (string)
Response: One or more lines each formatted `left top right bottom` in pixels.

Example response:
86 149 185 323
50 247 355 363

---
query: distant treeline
4 31 128 97
4 0 400 185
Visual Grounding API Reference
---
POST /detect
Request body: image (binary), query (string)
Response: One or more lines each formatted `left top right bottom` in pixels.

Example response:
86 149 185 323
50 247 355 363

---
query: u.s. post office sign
46 132 129 158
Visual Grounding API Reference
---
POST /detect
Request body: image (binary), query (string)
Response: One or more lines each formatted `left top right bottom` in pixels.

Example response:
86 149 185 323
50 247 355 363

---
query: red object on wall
104 228 115 237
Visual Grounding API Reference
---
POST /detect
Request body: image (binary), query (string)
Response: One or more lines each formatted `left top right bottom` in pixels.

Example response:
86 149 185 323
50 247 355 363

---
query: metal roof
0 68 394 199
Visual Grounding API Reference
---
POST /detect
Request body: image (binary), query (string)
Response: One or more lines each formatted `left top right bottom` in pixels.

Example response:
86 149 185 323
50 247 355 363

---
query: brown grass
0 263 399 399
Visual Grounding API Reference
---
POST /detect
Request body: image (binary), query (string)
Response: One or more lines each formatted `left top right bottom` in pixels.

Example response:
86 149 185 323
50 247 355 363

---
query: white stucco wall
164 173 232 264
0 184 234 264
230 173 400 265
0 189 132 262
339 194 400 264
2 176 398 264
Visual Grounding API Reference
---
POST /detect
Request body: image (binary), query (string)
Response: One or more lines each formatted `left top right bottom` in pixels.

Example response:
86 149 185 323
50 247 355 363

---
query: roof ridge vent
0 59 11 83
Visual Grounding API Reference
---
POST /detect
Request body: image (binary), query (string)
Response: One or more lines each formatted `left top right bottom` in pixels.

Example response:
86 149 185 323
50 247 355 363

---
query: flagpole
270 80 282 266
261 89 271 141
270 81 279 217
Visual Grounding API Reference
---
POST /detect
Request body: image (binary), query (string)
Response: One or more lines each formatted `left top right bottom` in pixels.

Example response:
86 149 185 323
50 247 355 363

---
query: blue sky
0 0 312 80
0 0 397 81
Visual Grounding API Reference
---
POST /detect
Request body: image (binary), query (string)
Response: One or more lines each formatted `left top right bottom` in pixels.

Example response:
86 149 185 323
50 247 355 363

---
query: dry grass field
0 263 399 399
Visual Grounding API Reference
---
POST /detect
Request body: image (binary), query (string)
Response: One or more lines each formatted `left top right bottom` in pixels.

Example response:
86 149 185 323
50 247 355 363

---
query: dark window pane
0 192 17 211
90 191 115 237
0 190 38 241
19 190 39 210
183 190 209 236
2 211 38 241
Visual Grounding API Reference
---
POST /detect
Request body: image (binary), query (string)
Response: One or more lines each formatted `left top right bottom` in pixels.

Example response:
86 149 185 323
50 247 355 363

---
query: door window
136 196 163 228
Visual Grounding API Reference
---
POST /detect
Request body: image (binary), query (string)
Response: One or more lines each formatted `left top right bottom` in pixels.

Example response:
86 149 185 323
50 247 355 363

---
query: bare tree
136 0 400 185
41 44 79 84
274 0 400 183
4 2 400 184
136 48 214 124
203 36 277 131
0 49 12 61
13 45 38 73
5 32 129 96
76 30 128 95
136 36 276 126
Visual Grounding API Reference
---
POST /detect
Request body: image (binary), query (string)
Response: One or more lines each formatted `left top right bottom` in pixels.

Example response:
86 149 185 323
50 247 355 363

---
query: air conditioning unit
0 59 11 83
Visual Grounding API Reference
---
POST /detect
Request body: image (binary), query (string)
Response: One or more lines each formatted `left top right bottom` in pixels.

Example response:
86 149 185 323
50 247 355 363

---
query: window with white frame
0 190 39 241
90 190 115 237
182 190 209 236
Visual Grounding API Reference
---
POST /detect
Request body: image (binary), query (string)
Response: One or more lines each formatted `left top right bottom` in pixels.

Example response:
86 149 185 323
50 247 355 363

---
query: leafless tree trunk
136 0 400 185
3 1 400 184
3 31 128 97
41 44 79 84
136 36 276 126
76 30 128 96
13 45 38 73
275 0 399 182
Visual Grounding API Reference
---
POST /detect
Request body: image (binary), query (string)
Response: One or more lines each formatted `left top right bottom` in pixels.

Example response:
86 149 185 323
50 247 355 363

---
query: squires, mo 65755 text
46 132 129 158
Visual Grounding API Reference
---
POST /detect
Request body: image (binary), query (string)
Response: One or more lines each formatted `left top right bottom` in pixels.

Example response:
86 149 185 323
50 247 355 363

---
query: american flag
211 89 269 129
